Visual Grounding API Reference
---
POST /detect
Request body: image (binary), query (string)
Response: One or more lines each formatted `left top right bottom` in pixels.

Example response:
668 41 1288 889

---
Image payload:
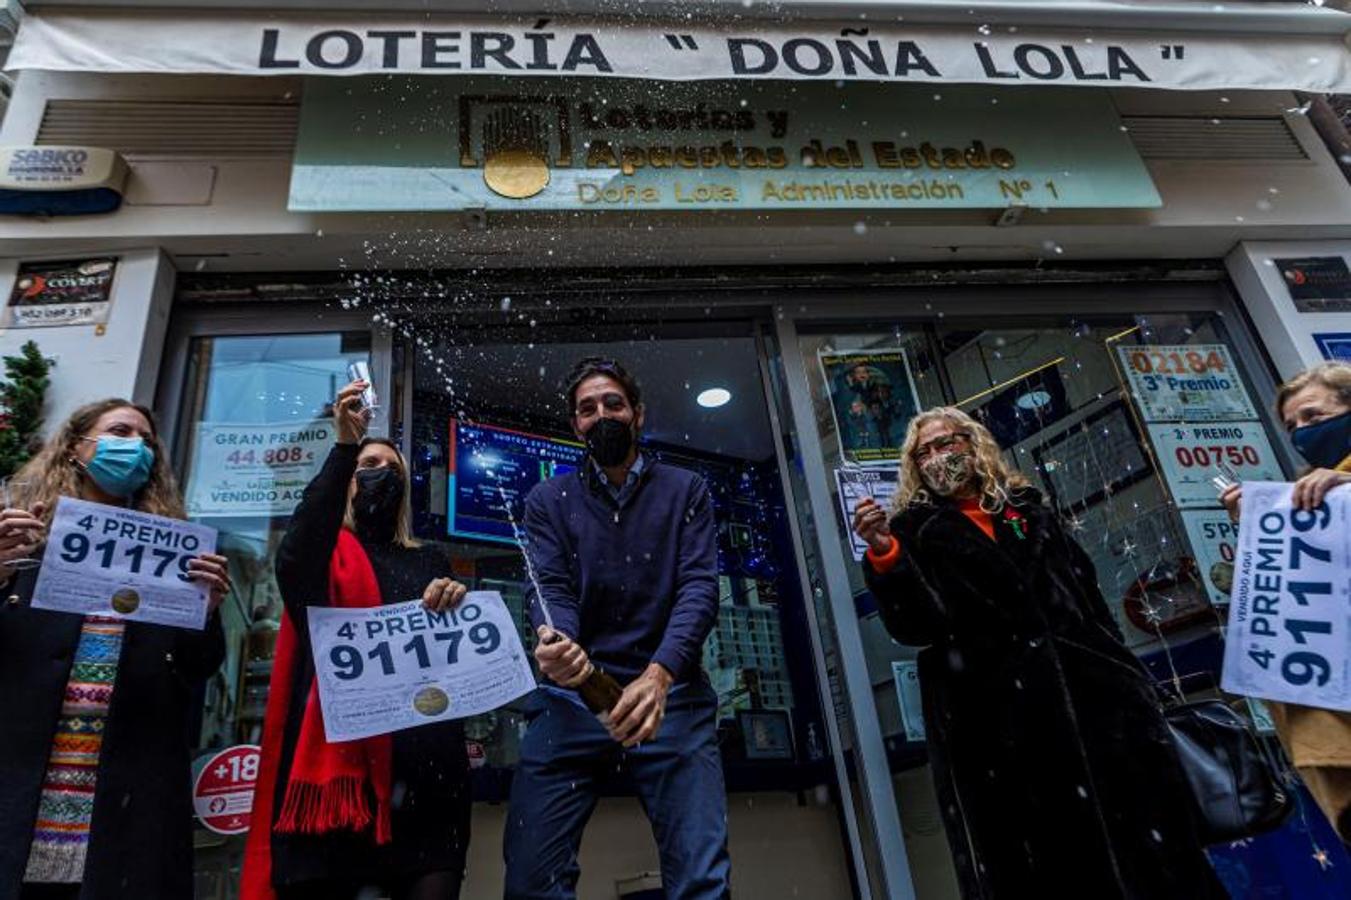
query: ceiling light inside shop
697 388 732 409
1015 390 1052 410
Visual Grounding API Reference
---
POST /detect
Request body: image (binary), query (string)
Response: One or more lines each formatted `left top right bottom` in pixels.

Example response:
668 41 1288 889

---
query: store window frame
153 278 1291 900
772 278 1297 900
154 294 880 898
383 310 878 896
156 302 394 465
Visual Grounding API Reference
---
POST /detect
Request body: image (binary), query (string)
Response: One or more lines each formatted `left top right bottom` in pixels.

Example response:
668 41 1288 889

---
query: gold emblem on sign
1209 561 1235 595
413 686 450 716
481 109 551 200
110 587 141 615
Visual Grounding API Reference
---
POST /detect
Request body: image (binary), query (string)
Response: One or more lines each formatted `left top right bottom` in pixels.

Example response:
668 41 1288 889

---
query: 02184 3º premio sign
1116 344 1257 424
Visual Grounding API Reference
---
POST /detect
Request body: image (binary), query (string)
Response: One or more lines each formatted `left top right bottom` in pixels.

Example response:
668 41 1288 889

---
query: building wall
1226 240 1351 378
3 48 1350 900
0 247 174 429
1 71 1350 270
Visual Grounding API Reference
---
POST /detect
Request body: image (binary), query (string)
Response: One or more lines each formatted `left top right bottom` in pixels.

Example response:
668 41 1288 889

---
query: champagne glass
1 477 41 570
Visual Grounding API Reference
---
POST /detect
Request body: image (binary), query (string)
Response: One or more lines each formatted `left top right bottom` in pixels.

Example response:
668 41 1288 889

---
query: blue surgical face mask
1290 410 1351 470
81 435 155 498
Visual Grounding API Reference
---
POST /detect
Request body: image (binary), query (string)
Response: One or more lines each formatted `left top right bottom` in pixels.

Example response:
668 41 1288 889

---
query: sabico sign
0 146 128 216
290 77 1160 212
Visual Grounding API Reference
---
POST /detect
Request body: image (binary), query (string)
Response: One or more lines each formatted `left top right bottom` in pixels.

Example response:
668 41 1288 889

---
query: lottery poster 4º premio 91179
307 591 537 742
1221 482 1351 712
31 496 217 630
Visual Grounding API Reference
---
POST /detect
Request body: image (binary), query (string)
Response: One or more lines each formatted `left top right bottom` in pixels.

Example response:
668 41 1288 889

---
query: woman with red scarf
242 378 472 900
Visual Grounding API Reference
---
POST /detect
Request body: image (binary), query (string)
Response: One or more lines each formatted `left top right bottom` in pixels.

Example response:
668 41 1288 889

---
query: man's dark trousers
503 683 731 899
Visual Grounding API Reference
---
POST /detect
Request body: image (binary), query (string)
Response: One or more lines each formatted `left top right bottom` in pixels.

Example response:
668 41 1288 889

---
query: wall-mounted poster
4 257 115 328
819 349 920 467
186 420 333 517
891 660 926 743
1144 421 1283 509
1275 256 1351 313
1115 344 1257 423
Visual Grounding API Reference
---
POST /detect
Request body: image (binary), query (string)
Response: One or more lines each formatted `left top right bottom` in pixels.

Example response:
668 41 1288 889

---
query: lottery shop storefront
158 271 1348 900
6 5 1351 897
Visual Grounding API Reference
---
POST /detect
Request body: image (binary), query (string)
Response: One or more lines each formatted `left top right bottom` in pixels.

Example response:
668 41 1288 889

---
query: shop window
175 331 371 888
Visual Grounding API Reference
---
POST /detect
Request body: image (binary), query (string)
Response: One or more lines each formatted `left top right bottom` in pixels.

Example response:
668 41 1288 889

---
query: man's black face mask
586 416 635 467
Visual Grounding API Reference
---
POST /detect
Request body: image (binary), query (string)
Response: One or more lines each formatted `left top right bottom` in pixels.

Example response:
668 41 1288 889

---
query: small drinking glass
1 477 42 570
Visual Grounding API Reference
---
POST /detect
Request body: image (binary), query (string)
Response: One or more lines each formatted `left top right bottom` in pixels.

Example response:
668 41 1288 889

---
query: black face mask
353 466 403 540
585 416 635 467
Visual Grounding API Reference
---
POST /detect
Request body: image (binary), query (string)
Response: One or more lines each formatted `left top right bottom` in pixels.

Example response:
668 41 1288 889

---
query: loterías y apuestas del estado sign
289 78 1161 213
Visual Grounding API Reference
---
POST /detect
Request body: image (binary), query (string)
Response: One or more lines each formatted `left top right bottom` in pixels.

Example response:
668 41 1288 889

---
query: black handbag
1165 699 1295 844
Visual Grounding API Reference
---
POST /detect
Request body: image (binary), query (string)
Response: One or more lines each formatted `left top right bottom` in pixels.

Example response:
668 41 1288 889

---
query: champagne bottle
576 666 624 715
538 628 623 714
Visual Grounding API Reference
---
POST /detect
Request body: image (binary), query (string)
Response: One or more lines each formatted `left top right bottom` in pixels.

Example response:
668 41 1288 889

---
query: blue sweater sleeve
652 477 720 678
522 485 582 642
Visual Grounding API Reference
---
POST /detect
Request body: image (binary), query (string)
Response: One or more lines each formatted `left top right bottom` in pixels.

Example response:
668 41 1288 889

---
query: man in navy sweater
503 357 730 899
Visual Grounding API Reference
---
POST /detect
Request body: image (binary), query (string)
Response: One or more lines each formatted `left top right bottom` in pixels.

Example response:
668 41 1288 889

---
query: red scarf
241 529 393 900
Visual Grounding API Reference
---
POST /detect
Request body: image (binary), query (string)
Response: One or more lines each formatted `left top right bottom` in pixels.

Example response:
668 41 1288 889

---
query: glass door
778 300 1294 900
389 313 859 897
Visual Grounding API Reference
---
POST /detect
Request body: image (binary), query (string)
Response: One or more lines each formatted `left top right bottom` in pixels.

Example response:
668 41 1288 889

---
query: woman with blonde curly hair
0 398 230 900
854 407 1225 899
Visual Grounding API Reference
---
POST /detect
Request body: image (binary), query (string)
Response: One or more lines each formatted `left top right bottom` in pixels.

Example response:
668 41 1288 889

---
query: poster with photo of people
819 349 921 466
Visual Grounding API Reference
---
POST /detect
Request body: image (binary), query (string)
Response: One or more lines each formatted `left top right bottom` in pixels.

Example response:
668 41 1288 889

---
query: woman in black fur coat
854 406 1227 899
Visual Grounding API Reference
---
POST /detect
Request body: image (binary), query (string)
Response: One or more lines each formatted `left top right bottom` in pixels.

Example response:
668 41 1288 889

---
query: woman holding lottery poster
0 398 230 900
1221 361 1351 845
241 377 474 900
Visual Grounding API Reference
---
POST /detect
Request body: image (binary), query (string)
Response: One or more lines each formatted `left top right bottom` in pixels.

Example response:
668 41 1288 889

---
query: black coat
865 489 1226 900
0 564 225 900
268 444 470 887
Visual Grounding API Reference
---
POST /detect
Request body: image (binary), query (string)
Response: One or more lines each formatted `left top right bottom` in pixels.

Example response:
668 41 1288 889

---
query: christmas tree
0 341 53 477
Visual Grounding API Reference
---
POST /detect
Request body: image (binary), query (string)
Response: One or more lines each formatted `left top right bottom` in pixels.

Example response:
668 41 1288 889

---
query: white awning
9 7 1351 92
